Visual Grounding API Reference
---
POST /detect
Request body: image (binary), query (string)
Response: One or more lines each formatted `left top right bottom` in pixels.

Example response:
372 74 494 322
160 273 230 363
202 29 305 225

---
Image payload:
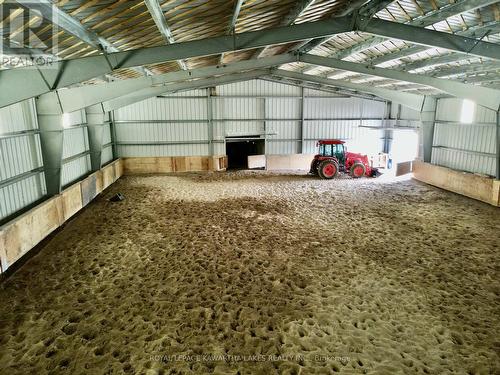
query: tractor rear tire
318 160 339 179
350 162 366 178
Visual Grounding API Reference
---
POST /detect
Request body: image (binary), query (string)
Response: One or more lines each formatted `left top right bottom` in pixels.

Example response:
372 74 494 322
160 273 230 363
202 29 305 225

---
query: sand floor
0 172 499 374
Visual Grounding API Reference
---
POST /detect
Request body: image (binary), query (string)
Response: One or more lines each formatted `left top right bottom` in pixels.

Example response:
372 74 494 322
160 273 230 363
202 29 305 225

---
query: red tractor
310 140 378 179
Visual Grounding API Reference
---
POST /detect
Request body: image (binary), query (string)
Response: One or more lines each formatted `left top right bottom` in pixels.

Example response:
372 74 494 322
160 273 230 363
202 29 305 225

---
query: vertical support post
300 86 305 154
263 97 267 154
24 99 45 194
419 96 437 163
110 110 117 160
85 104 107 172
390 104 402 156
383 101 391 154
359 98 364 129
387 103 401 156
496 109 499 179
207 88 214 156
36 92 65 196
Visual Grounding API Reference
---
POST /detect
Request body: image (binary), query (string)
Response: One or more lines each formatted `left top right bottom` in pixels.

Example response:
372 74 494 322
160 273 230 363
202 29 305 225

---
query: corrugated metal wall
303 97 385 156
1 101 116 222
390 103 421 121
432 98 497 176
114 89 210 157
0 99 46 221
114 80 387 158
61 110 92 187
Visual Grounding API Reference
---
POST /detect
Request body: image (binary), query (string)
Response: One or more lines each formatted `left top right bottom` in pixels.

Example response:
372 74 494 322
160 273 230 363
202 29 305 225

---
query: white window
460 99 475 124
62 113 73 128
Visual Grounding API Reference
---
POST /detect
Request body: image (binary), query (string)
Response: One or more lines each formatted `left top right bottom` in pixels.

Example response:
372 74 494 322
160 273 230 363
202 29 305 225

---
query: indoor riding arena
0 1 499 375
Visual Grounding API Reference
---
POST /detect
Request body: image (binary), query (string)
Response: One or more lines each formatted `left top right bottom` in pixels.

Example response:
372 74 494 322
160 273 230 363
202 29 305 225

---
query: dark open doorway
226 138 265 170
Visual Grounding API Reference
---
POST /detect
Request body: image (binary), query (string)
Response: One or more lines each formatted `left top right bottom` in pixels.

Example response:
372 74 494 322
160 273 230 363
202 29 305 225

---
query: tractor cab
310 139 377 179
318 141 346 165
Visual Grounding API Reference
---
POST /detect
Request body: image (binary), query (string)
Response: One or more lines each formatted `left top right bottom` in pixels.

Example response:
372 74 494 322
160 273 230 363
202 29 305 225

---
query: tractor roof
318 140 345 145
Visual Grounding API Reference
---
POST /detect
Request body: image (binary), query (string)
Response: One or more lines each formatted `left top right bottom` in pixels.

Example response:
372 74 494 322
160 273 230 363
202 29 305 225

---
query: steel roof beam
405 56 468 72
229 0 245 32
305 20 500 76
431 61 500 78
0 17 353 107
110 70 384 113
103 70 270 111
281 0 317 25
411 0 498 26
357 0 395 17
367 21 500 67
253 0 316 58
460 74 500 84
1 13 499 108
308 20 499 78
37 54 296 113
219 0 245 64
272 69 425 111
320 21 500 77
300 54 500 110
358 17 499 61
300 0 499 65
401 53 485 72
261 76 380 100
297 0 394 54
144 0 187 70
371 22 500 71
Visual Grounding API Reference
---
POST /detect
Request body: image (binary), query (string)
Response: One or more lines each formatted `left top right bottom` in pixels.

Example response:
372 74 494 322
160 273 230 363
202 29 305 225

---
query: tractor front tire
319 160 339 179
350 162 366 178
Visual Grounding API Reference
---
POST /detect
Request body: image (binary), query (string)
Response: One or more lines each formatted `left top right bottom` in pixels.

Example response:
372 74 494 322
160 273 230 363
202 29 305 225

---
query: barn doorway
391 130 419 163
226 138 265 170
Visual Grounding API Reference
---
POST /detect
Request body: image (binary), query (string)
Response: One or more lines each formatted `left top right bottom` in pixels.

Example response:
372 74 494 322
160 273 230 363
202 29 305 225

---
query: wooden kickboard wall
266 154 315 171
0 159 123 275
122 156 227 174
413 161 500 207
